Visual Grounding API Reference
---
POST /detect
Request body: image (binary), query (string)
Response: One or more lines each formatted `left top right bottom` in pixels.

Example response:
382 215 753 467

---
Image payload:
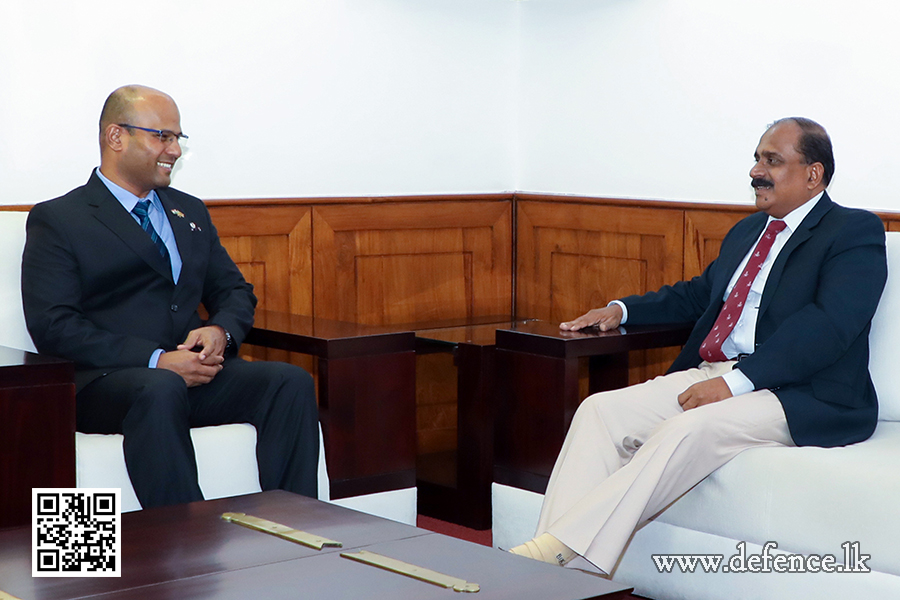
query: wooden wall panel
208 205 313 315
684 209 754 279
312 201 512 325
198 194 900 464
311 200 511 456
208 205 313 367
516 201 684 321
516 201 685 385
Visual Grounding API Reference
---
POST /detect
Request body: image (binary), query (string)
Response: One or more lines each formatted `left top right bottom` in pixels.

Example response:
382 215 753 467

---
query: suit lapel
710 214 767 307
85 172 174 284
757 193 834 317
157 188 192 282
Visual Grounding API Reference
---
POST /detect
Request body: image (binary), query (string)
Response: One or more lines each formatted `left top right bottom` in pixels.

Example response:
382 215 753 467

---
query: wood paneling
312 201 512 325
208 205 313 315
208 205 313 368
310 200 512 457
168 195 900 472
516 200 684 320
684 208 755 279
516 200 685 384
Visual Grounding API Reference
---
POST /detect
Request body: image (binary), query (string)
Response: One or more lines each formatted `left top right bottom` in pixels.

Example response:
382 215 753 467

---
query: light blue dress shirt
96 168 184 367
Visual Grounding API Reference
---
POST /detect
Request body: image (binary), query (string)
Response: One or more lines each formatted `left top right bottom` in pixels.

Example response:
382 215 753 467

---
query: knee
579 391 625 425
653 409 718 448
140 368 187 391
125 369 190 422
275 363 314 396
261 362 317 413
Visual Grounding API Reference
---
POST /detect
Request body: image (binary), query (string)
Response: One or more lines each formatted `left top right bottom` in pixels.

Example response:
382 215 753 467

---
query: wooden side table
246 311 417 499
493 320 692 493
0 345 75 529
414 319 531 530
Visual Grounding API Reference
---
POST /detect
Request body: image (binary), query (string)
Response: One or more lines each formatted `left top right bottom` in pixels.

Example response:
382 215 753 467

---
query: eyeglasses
118 124 189 145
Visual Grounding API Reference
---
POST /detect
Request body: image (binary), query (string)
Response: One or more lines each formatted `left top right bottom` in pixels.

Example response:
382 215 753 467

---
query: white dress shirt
615 191 824 396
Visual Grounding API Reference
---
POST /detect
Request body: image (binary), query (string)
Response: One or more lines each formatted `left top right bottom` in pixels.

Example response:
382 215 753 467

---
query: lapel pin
190 222 202 232
171 209 185 218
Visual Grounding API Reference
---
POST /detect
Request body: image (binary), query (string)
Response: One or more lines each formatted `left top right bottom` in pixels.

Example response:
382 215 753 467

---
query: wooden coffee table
0 490 631 600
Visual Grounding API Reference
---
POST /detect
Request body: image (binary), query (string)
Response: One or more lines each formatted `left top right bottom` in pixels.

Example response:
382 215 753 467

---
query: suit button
171 304 178 312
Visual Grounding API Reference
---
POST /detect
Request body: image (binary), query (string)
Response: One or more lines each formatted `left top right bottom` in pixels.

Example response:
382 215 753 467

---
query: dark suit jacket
621 193 887 447
22 171 256 392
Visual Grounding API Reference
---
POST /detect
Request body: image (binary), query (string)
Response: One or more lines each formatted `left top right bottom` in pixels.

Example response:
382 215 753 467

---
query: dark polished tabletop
495 320 693 358
0 490 632 600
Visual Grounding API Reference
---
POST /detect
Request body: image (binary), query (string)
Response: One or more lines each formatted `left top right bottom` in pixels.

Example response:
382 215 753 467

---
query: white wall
3 1 900 212
0 0 518 204
518 0 900 212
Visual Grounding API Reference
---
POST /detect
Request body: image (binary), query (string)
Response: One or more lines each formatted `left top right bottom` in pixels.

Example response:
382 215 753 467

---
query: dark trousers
75 358 319 509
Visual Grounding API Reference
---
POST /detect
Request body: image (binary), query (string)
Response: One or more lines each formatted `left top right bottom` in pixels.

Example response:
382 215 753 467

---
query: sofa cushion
655 420 900 576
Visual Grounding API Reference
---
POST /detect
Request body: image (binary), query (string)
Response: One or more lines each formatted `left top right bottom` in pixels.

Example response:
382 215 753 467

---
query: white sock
509 533 577 566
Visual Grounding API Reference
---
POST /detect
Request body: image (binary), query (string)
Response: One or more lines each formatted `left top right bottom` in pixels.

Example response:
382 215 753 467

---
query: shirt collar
95 167 160 213
771 191 824 233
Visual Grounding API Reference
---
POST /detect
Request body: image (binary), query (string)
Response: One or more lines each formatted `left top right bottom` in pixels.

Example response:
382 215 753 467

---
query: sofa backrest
0 211 37 353
870 231 900 421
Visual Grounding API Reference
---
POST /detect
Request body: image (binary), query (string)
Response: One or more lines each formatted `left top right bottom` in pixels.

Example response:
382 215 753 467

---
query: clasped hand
157 326 228 387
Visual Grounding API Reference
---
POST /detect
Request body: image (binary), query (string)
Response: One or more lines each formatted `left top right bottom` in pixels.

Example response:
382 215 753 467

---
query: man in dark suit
22 85 319 508
510 118 887 574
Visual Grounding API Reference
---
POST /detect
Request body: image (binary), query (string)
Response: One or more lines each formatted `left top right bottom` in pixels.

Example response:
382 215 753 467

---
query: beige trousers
536 361 794 574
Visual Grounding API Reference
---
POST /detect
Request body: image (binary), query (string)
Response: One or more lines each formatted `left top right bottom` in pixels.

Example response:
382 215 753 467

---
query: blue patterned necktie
132 199 170 263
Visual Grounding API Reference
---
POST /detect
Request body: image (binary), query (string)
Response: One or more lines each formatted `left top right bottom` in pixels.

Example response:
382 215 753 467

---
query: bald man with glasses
22 85 319 509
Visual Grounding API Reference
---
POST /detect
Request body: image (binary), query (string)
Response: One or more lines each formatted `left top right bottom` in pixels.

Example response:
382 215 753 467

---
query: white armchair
493 231 900 599
2 210 411 524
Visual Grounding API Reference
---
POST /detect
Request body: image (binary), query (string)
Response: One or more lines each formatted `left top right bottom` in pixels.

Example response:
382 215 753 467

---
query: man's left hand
177 326 228 363
678 377 733 410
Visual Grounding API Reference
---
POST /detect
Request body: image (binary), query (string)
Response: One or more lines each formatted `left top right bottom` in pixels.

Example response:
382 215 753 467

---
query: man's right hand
559 304 624 332
157 349 224 387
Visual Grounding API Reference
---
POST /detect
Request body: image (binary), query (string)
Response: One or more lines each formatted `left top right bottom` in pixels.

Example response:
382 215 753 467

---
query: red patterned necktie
699 219 786 362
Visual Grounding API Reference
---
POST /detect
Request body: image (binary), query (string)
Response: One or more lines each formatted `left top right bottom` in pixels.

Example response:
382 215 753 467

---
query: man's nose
749 161 764 179
169 139 183 159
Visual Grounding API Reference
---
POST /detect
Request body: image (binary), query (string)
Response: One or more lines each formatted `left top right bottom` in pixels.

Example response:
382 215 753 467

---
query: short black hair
772 117 835 186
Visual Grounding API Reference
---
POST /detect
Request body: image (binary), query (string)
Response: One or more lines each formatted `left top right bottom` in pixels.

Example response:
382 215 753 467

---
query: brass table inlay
341 550 480 593
221 512 342 550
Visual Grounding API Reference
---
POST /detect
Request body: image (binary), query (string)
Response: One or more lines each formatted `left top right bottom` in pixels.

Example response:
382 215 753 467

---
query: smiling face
100 88 184 198
749 120 826 219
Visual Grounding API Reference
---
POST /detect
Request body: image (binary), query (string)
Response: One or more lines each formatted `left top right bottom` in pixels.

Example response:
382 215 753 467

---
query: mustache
751 177 774 189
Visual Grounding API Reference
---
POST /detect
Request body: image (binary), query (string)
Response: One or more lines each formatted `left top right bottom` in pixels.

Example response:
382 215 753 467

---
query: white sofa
493 231 900 599
1 210 415 524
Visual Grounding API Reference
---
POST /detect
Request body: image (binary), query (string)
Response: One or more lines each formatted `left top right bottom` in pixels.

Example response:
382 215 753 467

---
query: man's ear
807 162 824 189
104 124 125 152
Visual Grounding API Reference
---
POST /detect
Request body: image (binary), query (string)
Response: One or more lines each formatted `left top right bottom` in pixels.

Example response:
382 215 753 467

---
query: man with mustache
510 118 887 575
22 85 319 509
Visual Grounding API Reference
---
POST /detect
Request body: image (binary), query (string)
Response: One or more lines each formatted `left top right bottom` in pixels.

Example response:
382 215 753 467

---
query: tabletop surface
494 320 693 358
0 491 631 600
